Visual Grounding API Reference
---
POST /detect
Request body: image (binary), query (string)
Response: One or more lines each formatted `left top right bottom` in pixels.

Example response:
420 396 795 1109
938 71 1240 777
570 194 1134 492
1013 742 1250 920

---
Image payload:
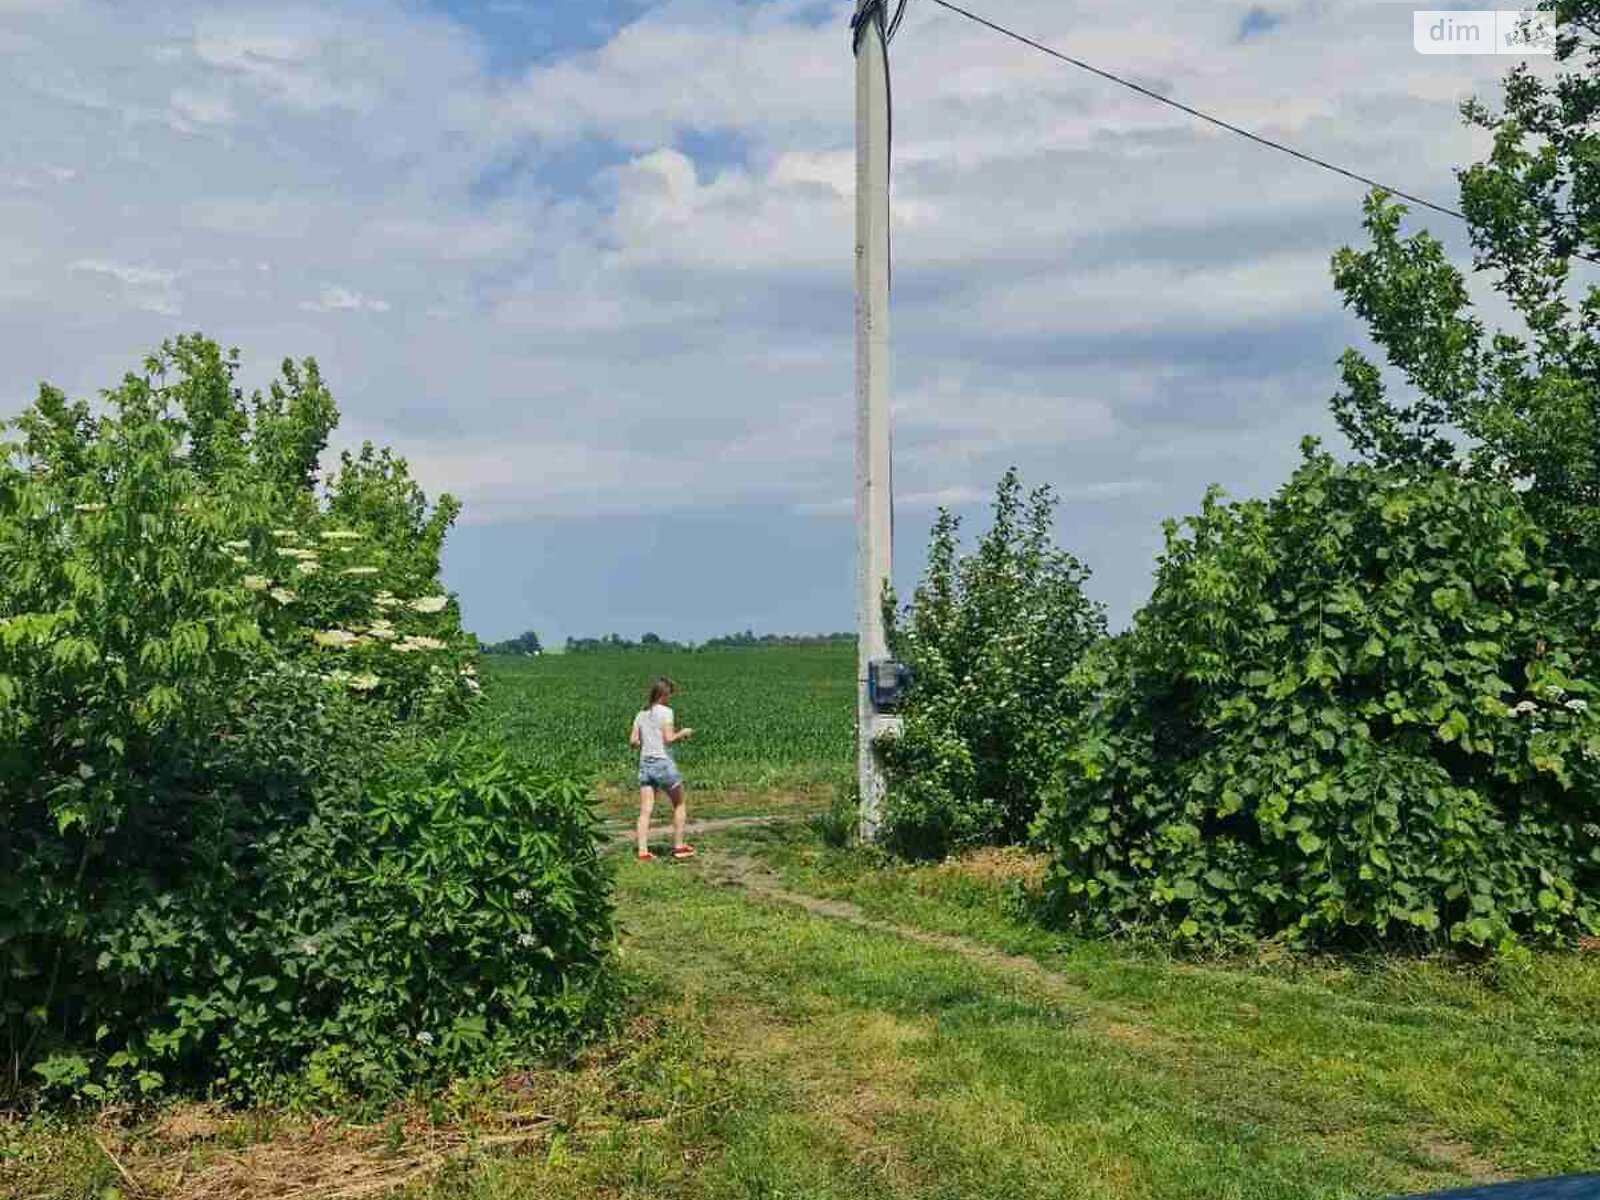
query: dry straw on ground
933 846 1050 893
91 1104 560 1200
62 1020 672 1200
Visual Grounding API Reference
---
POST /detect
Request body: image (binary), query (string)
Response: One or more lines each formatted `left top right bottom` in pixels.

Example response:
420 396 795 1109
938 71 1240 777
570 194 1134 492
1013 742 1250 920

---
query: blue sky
0 0 1541 643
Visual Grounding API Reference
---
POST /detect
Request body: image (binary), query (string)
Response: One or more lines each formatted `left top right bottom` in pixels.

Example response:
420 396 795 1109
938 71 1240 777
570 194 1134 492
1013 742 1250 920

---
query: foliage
811 776 863 849
1026 8 1600 950
696 631 854 651
1038 447 1600 950
879 469 1107 859
484 630 544 656
27 732 611 1105
560 631 854 654
198 735 612 1103
565 633 692 654
1328 3 1600 550
1 336 608 1103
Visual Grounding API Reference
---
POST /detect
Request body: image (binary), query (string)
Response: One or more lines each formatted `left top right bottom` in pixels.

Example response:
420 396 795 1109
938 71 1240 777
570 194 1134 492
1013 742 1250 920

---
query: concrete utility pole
854 0 895 839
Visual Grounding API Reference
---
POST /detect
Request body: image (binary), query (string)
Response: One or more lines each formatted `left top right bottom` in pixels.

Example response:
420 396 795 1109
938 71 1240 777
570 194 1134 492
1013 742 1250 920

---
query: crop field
482 644 856 793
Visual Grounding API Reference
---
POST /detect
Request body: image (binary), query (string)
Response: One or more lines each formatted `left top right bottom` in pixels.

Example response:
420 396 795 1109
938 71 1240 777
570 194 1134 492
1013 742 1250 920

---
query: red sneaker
671 844 696 860
636 850 656 862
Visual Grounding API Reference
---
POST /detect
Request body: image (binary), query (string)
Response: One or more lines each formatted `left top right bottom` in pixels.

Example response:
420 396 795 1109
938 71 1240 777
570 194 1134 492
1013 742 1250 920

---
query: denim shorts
638 756 683 790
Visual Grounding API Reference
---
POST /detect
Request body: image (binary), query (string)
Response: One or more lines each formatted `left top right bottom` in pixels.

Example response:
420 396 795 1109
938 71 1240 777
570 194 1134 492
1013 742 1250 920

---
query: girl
630 675 696 861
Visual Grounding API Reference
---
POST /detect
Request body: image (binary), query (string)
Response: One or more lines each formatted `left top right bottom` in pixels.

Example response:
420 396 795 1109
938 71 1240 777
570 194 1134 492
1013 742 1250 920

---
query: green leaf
1436 710 1470 744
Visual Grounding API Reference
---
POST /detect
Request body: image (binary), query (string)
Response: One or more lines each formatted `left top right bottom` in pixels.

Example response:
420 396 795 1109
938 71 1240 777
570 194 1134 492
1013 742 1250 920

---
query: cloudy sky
0 0 1540 642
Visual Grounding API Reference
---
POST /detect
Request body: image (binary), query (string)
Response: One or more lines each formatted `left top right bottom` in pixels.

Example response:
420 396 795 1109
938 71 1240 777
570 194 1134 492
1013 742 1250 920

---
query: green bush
880 469 1106 859
162 735 611 1103
1038 446 1600 950
2 337 612 1102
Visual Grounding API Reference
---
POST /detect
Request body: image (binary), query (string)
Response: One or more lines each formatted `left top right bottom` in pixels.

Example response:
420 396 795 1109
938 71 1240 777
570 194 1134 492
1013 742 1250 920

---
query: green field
483 645 856 793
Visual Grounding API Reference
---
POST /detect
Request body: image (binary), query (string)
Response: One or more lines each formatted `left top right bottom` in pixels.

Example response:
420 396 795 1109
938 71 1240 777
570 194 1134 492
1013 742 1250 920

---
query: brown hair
644 676 675 712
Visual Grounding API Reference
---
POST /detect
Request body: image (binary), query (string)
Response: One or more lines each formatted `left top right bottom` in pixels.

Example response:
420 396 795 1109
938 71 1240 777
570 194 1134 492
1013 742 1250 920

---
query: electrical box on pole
854 0 902 839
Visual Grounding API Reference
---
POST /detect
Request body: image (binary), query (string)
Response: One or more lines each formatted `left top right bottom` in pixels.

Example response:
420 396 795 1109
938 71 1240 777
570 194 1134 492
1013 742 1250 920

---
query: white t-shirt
633 703 673 760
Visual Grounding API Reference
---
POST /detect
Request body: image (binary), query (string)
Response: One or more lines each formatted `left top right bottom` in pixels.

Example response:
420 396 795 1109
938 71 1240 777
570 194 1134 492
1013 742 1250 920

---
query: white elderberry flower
409 595 449 614
295 560 320 575
1567 698 1589 713
320 529 362 541
342 566 380 576
512 888 533 903
269 587 296 604
74 502 106 513
242 575 270 591
313 629 360 648
517 933 539 948
348 672 381 692
415 1031 434 1046
1513 700 1539 716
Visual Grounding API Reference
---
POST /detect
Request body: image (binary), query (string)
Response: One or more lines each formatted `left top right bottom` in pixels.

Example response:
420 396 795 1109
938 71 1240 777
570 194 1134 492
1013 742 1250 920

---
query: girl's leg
636 786 656 855
668 782 688 850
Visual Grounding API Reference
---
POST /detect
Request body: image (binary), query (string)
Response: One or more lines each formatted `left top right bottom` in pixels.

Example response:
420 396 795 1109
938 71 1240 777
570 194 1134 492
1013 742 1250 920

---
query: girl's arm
663 719 694 743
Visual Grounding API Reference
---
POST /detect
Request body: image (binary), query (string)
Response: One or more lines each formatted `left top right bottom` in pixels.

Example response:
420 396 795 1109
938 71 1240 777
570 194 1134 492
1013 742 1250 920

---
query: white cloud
299 285 391 314
70 260 180 315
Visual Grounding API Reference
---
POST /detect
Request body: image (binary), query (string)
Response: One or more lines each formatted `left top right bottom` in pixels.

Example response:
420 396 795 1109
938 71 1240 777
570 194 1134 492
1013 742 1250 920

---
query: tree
1035 7 1600 949
484 630 542 656
880 469 1107 857
1330 0 1600 547
0 336 506 1099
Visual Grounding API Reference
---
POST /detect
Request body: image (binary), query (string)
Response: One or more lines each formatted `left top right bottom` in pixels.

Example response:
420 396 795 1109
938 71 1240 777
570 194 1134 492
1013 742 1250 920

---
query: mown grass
709 823 1600 1181
482 646 854 792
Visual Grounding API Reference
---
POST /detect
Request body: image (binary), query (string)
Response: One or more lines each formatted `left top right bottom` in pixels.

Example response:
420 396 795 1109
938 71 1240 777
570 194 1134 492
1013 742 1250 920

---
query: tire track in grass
661 849 1512 1190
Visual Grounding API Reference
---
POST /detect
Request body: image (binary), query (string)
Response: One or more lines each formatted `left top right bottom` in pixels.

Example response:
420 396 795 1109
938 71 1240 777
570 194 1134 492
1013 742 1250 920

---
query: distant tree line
698 630 855 651
480 629 543 655
482 629 854 655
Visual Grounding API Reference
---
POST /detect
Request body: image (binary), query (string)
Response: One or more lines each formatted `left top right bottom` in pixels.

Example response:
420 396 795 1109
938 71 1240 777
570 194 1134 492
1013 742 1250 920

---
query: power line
925 0 1467 220
925 0 1600 267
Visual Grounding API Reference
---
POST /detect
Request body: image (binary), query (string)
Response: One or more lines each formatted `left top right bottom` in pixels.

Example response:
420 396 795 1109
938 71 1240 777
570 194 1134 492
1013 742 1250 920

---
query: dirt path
695 852 1094 1009
601 813 803 853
